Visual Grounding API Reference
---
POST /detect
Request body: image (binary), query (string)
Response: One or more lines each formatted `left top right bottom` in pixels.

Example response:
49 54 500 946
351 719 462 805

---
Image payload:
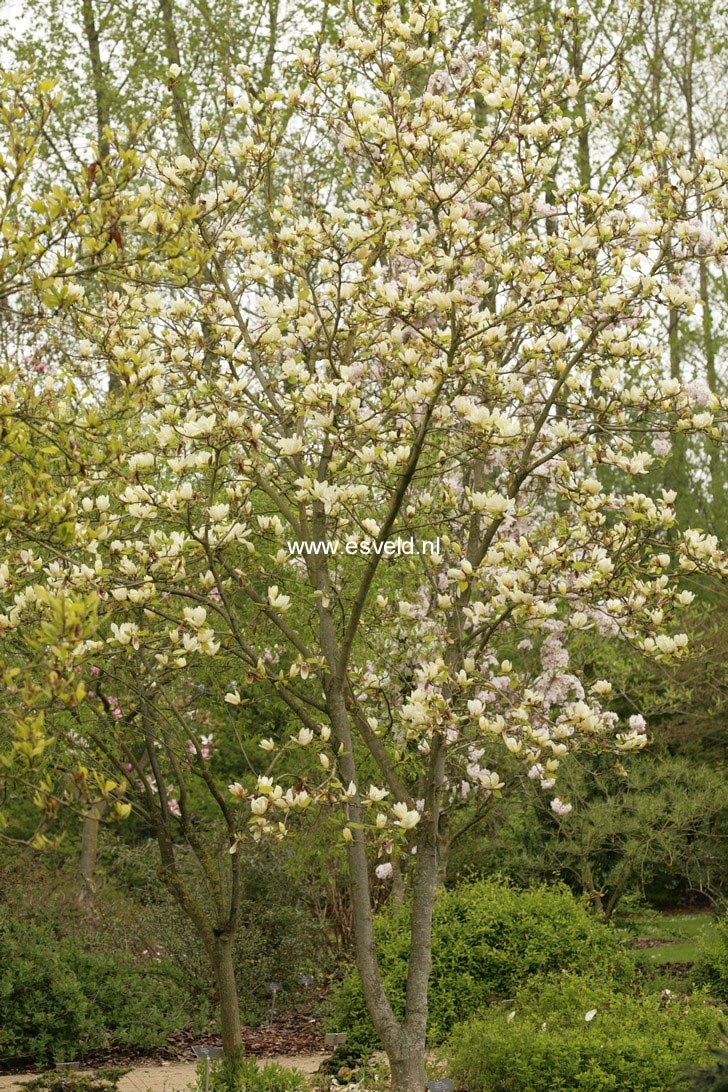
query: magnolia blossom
267 586 291 611
392 802 421 830
550 798 573 817
368 785 389 802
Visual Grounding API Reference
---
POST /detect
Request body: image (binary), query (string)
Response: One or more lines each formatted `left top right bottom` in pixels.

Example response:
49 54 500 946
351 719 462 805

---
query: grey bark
80 0 110 158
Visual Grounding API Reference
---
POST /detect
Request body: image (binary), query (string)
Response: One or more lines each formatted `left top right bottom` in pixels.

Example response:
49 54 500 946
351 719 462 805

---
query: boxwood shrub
328 878 632 1051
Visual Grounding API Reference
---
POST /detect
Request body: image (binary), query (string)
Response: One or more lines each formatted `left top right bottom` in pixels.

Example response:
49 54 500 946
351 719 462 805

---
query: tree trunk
212 933 243 1056
391 854 406 909
78 800 105 909
158 0 194 154
317 598 439 1092
387 1034 428 1092
80 0 110 159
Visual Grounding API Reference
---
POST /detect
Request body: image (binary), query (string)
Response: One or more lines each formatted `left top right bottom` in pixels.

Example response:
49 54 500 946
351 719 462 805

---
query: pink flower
686 378 711 406
550 798 572 816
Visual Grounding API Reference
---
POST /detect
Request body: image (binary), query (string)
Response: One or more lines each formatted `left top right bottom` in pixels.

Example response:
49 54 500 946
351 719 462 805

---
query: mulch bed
240 1012 326 1056
0 1012 328 1076
89 1010 327 1066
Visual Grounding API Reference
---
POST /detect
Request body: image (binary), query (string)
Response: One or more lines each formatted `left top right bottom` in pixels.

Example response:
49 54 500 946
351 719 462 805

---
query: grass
634 912 719 963
624 912 719 991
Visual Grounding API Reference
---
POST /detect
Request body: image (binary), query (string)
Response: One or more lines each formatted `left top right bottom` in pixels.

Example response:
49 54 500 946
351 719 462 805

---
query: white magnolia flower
569 611 590 630
277 436 304 456
208 503 230 522
267 585 291 611
368 785 389 802
184 605 207 627
392 802 421 830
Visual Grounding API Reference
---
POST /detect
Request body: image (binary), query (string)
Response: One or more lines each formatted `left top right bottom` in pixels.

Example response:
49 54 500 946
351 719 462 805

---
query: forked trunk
212 933 242 1055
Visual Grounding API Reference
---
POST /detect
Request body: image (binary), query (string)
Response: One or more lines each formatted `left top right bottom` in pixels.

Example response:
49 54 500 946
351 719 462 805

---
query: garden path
0 1055 328 1092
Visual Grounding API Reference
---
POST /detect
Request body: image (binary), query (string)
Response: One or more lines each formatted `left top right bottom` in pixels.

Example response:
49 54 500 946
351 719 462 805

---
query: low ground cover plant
199 1051 305 1092
447 973 724 1092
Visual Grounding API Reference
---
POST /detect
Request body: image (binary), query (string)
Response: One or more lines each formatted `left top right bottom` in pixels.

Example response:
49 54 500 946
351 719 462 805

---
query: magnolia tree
2 3 728 1089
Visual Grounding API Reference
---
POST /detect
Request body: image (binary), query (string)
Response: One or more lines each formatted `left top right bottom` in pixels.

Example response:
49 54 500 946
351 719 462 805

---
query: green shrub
69 949 191 1050
447 974 724 1092
0 916 95 1063
201 1050 305 1092
328 878 632 1050
694 915 728 1002
0 913 192 1065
